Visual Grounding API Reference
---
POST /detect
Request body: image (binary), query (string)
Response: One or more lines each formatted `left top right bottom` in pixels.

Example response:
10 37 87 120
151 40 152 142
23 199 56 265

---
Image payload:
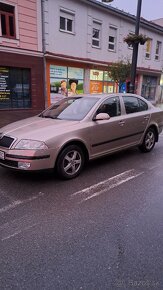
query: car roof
75 93 146 99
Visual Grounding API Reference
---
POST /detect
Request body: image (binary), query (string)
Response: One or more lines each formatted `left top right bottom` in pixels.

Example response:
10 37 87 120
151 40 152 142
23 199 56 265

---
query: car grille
0 159 18 168
0 136 15 148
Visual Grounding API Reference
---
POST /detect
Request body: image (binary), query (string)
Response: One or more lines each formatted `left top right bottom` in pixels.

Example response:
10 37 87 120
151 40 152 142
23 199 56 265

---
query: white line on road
0 192 44 214
71 169 144 203
1 223 38 241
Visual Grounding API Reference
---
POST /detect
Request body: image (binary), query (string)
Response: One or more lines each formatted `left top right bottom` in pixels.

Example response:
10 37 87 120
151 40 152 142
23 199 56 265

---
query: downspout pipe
41 0 48 108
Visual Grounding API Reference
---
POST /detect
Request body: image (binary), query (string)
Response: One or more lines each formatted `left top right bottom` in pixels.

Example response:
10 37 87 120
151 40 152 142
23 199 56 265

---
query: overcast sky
98 0 163 21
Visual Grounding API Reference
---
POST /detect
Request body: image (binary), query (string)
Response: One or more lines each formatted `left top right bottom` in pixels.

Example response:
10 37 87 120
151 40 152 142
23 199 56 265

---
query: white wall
44 0 163 72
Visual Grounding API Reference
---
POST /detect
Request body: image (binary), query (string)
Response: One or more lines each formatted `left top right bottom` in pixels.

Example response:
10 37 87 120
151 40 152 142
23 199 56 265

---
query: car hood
0 116 80 141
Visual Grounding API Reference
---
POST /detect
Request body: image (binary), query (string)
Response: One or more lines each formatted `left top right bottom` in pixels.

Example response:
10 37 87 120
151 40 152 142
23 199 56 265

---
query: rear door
90 95 150 157
119 95 150 146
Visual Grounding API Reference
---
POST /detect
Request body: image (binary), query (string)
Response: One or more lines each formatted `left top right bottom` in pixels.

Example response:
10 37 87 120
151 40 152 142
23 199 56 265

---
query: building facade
0 0 44 122
42 0 163 105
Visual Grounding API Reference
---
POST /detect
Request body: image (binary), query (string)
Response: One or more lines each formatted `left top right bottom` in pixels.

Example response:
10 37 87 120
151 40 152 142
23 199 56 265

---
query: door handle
119 120 125 126
144 116 149 120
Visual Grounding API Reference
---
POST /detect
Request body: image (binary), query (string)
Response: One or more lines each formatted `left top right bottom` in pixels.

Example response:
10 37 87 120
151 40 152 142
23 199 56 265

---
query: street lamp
129 0 142 93
101 0 142 94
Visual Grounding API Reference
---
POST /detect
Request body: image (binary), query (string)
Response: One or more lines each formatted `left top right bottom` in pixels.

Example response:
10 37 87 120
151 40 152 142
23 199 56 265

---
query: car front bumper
0 148 57 171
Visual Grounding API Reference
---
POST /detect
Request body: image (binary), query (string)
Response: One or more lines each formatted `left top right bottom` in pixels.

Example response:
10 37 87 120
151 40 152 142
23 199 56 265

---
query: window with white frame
145 39 152 59
92 20 101 48
155 41 161 60
108 26 117 51
59 9 75 33
0 2 16 38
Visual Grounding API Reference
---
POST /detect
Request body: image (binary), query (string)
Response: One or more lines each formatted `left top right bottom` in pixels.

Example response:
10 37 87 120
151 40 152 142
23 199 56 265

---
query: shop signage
0 67 10 101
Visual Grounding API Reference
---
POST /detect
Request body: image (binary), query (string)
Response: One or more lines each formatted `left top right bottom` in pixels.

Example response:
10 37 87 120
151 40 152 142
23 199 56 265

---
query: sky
98 0 163 21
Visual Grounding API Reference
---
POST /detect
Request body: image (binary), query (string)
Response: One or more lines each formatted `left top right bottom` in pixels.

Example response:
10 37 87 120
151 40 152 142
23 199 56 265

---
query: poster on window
0 67 10 101
50 65 67 78
50 65 84 103
90 81 103 94
90 70 103 81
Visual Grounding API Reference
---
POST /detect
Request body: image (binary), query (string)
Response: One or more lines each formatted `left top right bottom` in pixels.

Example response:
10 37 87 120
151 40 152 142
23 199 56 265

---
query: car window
96 97 121 117
40 97 99 121
122 96 148 114
138 98 148 111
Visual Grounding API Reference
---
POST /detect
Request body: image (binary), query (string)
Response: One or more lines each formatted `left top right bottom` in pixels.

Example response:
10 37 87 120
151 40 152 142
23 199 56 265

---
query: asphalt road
0 135 163 290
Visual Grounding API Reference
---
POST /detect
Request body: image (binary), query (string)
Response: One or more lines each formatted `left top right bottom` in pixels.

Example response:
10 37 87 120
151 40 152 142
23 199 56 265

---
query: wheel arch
55 139 89 168
146 124 159 142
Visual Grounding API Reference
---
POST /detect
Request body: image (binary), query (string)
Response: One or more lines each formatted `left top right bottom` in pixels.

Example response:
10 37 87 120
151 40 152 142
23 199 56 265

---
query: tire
56 145 85 179
139 127 156 153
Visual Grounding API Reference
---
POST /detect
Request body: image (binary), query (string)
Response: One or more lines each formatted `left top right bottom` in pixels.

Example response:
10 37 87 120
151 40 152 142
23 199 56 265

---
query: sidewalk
156 103 163 110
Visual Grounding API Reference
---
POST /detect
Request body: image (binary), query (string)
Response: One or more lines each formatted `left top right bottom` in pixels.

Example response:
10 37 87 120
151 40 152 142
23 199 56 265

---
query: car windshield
40 97 99 120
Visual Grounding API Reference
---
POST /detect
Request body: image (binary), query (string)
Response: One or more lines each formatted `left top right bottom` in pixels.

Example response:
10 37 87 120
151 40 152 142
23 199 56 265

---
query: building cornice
0 46 43 57
83 0 163 34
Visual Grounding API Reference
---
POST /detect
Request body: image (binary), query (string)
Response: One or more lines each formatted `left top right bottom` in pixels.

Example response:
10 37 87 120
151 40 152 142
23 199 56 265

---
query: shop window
59 9 75 33
155 41 161 60
0 2 15 38
0 67 31 109
49 65 84 104
92 20 101 48
108 26 117 51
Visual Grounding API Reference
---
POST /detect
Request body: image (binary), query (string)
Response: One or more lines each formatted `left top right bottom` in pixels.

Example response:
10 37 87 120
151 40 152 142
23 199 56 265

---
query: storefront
141 75 158 102
46 59 118 105
0 52 44 113
90 69 118 94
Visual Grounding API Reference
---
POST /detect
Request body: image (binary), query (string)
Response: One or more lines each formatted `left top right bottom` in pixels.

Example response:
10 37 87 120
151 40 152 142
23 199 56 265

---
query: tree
108 60 131 92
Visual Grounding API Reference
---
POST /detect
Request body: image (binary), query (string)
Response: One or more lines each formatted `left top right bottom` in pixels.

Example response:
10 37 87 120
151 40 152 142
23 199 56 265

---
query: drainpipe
41 0 48 108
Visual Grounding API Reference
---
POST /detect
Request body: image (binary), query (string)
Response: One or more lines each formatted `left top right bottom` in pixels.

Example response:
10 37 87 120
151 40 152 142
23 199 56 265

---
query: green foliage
108 60 131 84
124 34 149 45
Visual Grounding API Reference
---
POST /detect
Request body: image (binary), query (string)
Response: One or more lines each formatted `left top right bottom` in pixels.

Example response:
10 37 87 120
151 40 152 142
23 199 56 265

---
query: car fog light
18 162 31 170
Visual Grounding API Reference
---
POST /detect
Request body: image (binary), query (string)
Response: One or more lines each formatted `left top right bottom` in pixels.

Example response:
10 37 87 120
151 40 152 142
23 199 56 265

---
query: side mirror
94 113 110 121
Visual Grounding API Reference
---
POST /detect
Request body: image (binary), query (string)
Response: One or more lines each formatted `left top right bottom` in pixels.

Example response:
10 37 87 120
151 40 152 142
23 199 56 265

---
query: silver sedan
0 93 163 179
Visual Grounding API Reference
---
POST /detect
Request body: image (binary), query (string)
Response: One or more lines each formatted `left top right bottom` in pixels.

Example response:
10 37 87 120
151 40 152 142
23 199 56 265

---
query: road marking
1 223 38 241
71 169 143 203
0 192 44 214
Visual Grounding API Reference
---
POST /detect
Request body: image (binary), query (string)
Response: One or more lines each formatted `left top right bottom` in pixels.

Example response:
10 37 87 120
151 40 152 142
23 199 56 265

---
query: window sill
0 36 20 45
59 29 75 35
92 45 101 49
108 49 116 53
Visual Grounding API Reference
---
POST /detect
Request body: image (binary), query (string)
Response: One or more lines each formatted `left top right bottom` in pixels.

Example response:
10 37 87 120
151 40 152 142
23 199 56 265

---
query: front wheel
56 145 85 179
139 128 156 153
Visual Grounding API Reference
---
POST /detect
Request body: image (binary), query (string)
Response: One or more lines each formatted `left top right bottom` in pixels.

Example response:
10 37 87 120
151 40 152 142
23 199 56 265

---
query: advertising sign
0 67 10 101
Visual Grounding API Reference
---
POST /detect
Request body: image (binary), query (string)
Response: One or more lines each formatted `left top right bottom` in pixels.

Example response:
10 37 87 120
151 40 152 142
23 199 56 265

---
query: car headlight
14 139 48 150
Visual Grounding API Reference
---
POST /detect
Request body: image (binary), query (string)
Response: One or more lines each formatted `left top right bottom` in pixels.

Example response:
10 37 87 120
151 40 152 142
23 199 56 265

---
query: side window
138 99 148 111
97 97 121 117
92 20 101 48
123 96 139 114
123 96 148 114
108 26 117 52
0 2 16 39
59 9 75 33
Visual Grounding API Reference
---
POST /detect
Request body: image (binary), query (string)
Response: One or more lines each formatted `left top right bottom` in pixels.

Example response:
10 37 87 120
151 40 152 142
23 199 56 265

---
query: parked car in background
0 93 163 179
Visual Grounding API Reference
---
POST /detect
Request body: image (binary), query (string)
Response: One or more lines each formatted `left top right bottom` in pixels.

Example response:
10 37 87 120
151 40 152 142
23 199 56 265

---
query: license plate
0 150 5 160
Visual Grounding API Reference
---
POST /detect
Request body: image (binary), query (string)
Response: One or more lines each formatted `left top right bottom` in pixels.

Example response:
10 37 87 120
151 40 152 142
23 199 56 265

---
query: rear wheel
139 127 156 152
56 145 85 179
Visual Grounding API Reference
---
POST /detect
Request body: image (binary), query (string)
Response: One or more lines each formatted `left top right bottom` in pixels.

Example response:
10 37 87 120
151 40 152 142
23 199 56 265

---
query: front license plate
0 150 5 160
